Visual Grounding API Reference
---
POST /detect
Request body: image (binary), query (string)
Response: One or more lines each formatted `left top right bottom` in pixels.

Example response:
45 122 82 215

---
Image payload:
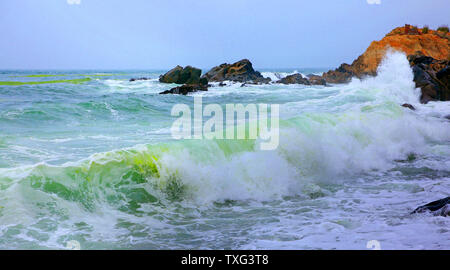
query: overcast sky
0 0 448 69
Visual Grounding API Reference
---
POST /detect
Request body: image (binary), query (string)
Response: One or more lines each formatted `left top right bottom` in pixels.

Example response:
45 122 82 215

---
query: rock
130 77 150 82
401 103 416 110
407 54 450 103
316 24 449 85
218 82 227 87
445 115 450 120
159 83 208 95
277 73 310 85
307 74 327 85
202 59 271 83
159 65 203 85
436 66 450 100
412 196 450 217
349 25 449 77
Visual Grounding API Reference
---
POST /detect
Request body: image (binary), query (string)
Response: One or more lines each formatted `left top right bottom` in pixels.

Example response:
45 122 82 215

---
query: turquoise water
0 53 449 249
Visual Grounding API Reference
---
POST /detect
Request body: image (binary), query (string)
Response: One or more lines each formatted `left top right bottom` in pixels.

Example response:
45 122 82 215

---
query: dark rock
202 59 271 83
394 153 417 163
218 82 227 87
277 73 310 85
307 74 327 85
436 66 450 101
130 77 150 82
199 77 208 86
159 65 203 85
445 115 450 120
252 77 272 84
159 83 207 95
407 54 450 104
412 196 450 217
321 63 354 84
314 25 449 86
401 103 416 110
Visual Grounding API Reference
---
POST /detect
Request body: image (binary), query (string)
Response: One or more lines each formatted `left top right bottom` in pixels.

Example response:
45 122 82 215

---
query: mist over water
0 52 449 249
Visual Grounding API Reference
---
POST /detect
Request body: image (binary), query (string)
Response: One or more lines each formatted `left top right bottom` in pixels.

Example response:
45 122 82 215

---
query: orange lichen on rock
351 25 449 77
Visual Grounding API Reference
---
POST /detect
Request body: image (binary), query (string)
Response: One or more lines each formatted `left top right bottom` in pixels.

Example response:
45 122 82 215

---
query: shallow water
0 52 449 249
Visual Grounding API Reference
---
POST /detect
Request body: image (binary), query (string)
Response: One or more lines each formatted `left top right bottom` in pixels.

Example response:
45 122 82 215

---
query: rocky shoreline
148 25 449 102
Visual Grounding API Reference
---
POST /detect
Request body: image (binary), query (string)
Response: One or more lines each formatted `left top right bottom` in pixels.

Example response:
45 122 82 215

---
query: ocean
0 52 449 249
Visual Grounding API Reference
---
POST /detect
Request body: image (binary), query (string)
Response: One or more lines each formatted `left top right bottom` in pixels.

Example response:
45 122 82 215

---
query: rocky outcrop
159 83 208 95
412 196 450 217
349 25 449 78
319 25 450 85
202 59 271 83
159 65 204 85
277 73 310 85
408 54 450 103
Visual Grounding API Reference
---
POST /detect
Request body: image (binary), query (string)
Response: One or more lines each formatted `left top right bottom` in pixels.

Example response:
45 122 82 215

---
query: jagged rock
408 54 450 103
159 65 203 85
202 59 271 83
412 197 450 217
130 77 150 82
321 63 355 84
307 74 327 85
349 25 449 77
277 73 310 85
159 83 208 95
317 24 449 85
401 103 416 110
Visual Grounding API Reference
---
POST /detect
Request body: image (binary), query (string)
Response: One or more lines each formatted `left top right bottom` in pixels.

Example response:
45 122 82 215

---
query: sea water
0 52 449 249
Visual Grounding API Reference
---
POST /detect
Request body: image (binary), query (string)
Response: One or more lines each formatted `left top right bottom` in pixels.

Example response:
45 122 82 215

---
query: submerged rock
159 77 209 95
202 59 271 83
412 196 450 217
129 77 150 82
159 65 203 85
159 83 208 95
401 103 416 110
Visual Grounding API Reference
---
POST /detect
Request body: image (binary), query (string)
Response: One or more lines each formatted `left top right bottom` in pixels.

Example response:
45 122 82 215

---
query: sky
0 0 448 70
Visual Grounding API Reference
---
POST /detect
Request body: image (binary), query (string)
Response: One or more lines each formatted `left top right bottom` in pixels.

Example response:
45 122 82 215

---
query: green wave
0 138 256 215
10 73 127 78
0 78 92 86
9 74 69 78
